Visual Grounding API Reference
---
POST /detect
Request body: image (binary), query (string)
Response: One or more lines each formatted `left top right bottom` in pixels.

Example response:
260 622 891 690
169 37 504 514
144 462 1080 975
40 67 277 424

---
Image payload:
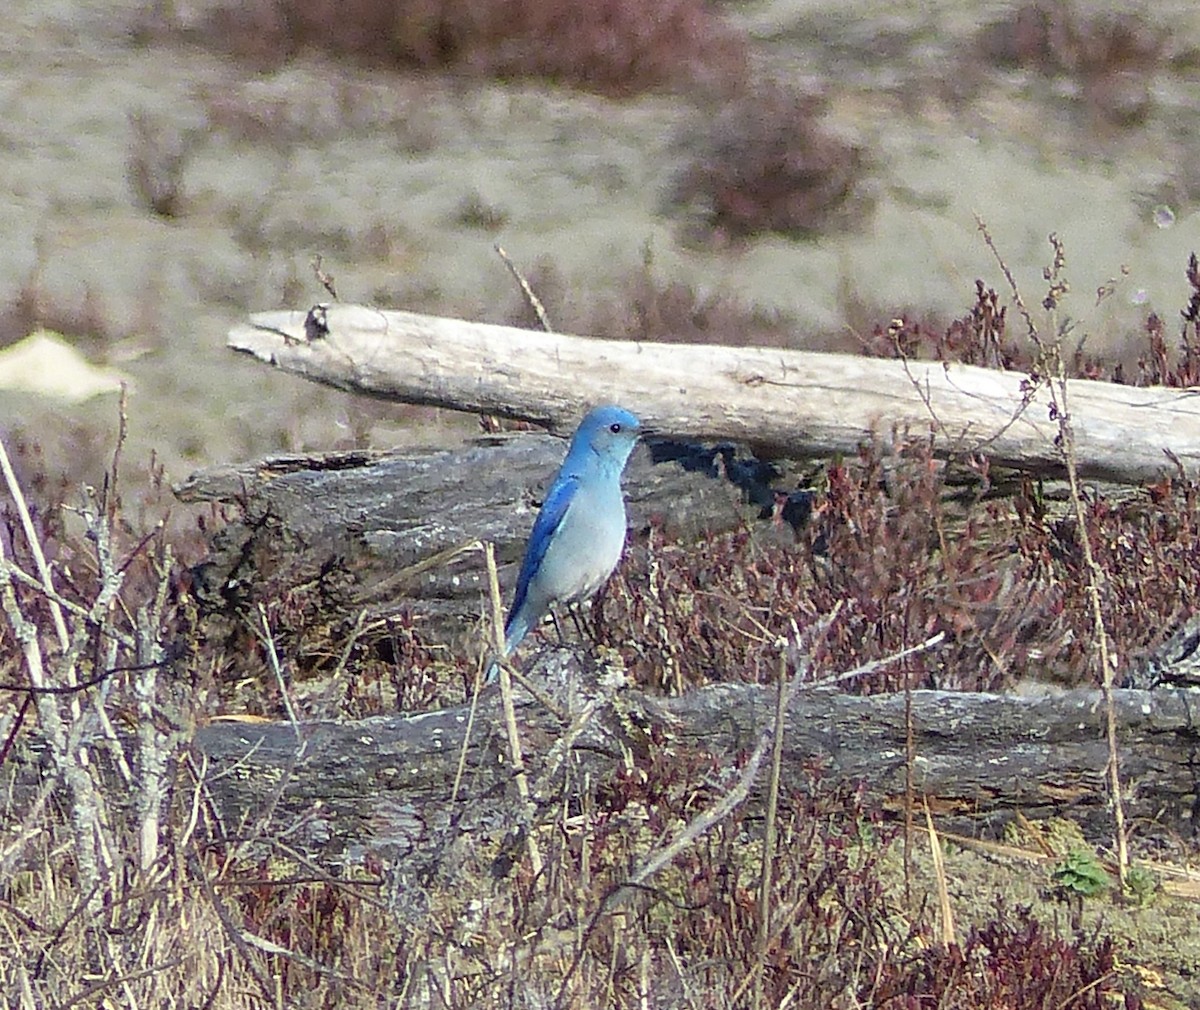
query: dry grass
500 256 801 348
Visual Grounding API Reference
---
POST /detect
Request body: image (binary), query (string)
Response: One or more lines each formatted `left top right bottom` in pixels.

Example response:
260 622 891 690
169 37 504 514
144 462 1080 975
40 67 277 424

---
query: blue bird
488 405 643 681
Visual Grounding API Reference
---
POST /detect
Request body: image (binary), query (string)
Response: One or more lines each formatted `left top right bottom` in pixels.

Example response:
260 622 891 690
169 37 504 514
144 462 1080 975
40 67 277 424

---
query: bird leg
549 607 569 645
567 603 591 642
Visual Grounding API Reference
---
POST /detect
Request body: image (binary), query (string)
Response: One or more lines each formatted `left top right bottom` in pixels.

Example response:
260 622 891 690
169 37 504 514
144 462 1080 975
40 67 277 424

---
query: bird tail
484 613 529 684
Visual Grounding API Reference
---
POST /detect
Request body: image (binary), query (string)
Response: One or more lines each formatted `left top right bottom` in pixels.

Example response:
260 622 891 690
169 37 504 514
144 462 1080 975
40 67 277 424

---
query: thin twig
742 646 789 1008
253 603 301 738
803 632 945 689
495 244 553 333
351 538 488 604
0 438 70 652
312 255 339 300
925 800 955 945
452 542 491 805
485 541 543 877
1055 364 1128 885
105 383 128 530
0 664 122 696
319 607 369 715
504 660 569 721
903 661 915 908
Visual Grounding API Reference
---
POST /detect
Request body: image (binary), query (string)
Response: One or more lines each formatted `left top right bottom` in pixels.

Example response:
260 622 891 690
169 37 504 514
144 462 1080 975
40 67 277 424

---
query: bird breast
539 484 628 605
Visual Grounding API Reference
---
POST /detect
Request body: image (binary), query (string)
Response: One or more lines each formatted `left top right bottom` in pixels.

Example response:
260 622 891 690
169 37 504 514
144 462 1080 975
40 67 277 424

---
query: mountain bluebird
487 405 642 681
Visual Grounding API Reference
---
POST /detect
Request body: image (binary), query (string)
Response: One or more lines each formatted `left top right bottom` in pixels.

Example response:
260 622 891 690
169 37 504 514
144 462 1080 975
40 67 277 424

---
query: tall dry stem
979 221 1128 886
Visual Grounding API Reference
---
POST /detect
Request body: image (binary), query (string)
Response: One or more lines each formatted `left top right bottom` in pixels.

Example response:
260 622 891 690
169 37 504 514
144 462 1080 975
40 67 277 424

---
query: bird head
569 404 642 473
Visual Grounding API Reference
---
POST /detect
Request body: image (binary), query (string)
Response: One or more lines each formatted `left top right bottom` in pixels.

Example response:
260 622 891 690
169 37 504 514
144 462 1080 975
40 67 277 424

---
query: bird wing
505 473 579 637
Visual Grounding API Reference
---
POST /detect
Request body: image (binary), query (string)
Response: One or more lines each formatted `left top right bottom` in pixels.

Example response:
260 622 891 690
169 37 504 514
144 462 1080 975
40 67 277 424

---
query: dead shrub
154 0 749 97
975 2 1166 125
127 110 197 218
873 902 1123 1009
671 83 874 241
861 262 1200 389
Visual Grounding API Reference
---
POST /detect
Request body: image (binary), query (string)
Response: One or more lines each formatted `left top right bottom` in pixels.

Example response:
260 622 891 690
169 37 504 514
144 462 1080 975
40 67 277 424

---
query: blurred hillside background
1 0 1199 486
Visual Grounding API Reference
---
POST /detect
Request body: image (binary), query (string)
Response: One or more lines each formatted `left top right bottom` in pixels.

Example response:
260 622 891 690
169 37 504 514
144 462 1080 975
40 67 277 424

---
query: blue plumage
488 404 642 680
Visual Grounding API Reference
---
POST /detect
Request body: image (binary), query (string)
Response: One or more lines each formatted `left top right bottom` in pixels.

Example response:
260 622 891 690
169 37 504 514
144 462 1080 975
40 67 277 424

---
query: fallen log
184 652 1200 878
228 303 1200 485
174 435 811 627
1 659 1192 881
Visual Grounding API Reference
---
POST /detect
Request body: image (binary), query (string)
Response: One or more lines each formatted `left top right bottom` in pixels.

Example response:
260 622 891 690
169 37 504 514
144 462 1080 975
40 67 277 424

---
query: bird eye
609 423 622 433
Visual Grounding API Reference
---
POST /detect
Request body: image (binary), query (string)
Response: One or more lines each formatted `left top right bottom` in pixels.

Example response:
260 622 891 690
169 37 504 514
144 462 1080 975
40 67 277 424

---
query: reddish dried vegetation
596 433 1200 696
862 256 1200 389
160 0 748 97
975 1 1166 125
978 2 1165 78
874 903 1126 1009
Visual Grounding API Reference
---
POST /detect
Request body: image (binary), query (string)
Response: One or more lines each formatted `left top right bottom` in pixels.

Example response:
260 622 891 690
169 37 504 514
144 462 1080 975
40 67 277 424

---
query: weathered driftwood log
174 435 809 627
187 653 1200 879
228 303 1200 485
